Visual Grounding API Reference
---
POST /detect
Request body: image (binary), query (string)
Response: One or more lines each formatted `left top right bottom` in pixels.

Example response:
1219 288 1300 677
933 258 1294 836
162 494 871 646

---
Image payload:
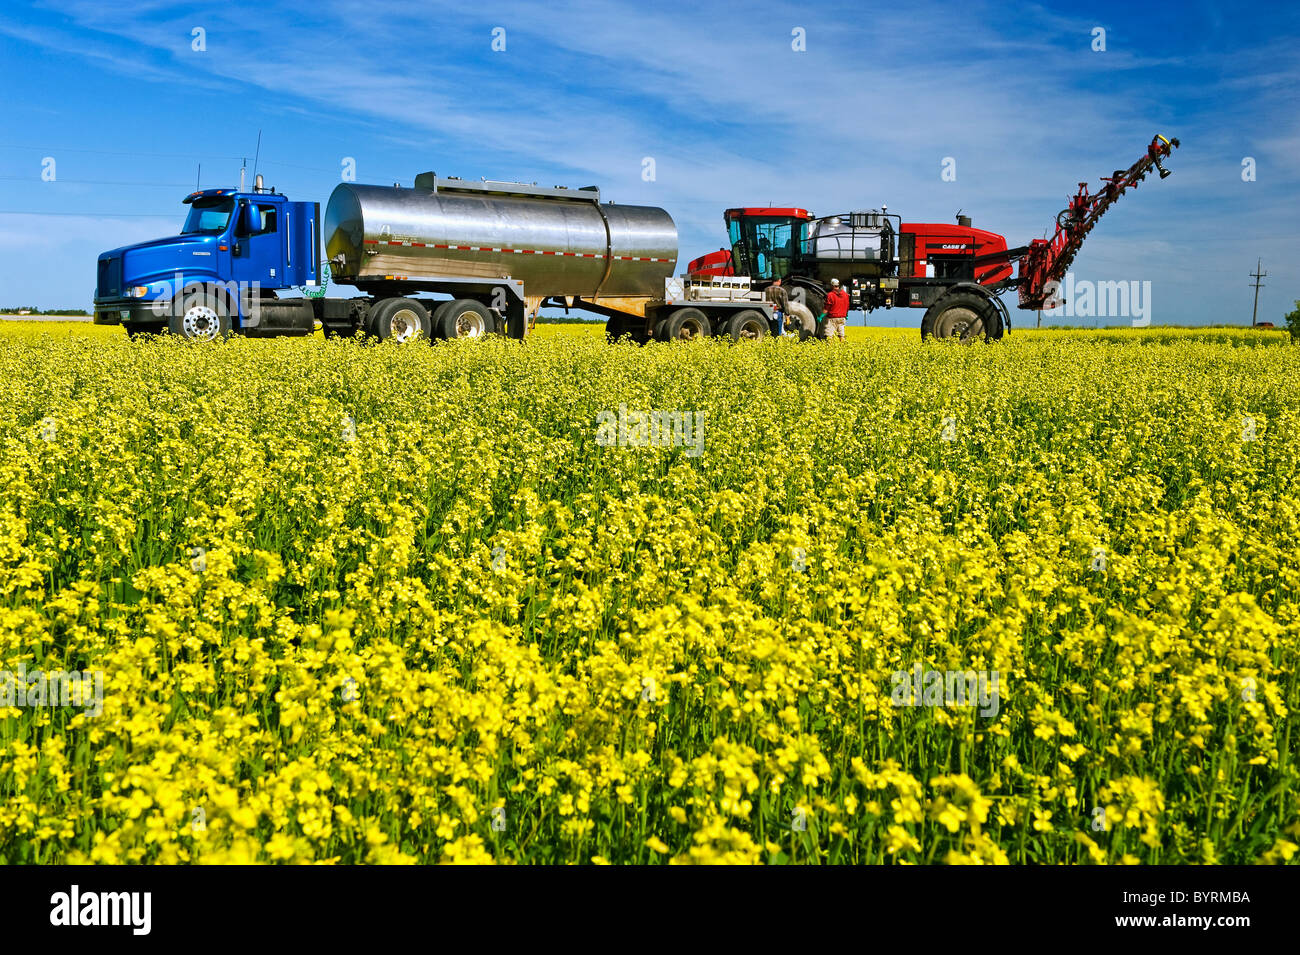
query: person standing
824 278 850 342
765 279 787 335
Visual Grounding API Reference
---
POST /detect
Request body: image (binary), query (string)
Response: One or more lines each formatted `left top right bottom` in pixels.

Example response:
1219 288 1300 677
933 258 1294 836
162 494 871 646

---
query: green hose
300 262 330 299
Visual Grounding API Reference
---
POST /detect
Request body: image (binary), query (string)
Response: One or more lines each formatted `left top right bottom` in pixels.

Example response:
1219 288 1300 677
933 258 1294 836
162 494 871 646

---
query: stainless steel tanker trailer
94 170 777 343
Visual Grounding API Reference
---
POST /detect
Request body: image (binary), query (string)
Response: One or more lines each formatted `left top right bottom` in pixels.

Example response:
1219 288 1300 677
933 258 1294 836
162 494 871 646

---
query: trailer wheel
605 315 629 343
656 307 711 342
369 298 431 342
168 286 231 341
921 292 1004 343
440 299 493 339
426 301 453 340
725 309 770 341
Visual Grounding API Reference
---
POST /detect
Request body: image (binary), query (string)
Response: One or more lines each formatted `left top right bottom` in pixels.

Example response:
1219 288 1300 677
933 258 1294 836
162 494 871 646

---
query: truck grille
97 256 121 298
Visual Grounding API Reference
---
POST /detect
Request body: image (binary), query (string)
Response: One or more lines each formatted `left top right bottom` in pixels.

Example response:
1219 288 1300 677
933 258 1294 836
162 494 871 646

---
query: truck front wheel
169 287 231 341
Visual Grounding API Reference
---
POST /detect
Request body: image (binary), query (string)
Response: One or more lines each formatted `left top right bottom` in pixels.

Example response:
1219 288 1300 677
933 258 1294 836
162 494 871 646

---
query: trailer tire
656 307 711 342
921 292 1004 343
606 315 629 343
725 309 770 341
440 299 493 339
427 301 453 340
167 285 231 341
369 298 431 342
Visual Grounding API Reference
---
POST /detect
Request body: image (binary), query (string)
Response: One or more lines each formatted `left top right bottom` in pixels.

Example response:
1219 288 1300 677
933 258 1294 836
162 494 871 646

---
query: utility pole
1250 258 1266 326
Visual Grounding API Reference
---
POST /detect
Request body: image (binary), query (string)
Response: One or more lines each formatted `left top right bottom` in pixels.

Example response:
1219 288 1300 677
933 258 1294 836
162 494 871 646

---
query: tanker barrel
325 178 677 297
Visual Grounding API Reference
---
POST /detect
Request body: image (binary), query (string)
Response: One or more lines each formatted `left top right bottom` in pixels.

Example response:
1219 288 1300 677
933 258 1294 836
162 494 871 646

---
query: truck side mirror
236 202 260 237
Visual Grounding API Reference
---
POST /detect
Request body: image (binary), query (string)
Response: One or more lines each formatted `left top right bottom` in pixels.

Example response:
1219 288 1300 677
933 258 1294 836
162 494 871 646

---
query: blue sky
1 0 1297 325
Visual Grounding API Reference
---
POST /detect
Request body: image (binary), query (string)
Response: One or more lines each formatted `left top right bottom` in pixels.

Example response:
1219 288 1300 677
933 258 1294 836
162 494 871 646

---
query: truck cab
94 183 321 336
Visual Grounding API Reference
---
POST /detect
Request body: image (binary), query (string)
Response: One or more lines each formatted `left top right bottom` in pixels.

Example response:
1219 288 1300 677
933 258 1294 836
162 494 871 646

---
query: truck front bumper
93 300 163 326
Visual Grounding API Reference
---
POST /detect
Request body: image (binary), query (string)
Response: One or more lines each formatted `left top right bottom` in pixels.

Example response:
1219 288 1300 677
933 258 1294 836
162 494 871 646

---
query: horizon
1 0 1296 325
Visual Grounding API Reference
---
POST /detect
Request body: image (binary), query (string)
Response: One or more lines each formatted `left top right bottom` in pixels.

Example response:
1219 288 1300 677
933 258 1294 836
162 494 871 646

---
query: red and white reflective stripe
361 239 671 262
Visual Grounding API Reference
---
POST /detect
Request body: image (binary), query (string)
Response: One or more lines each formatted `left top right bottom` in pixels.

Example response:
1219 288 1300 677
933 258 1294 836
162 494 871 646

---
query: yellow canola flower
0 324 1296 865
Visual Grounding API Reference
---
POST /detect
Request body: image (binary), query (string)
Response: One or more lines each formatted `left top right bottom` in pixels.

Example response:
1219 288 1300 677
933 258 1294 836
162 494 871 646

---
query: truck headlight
126 286 151 298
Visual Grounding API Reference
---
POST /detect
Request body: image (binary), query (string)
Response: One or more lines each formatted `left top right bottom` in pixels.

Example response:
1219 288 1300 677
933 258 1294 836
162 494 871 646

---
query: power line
0 143 246 161
0 210 176 217
0 176 200 187
0 142 410 184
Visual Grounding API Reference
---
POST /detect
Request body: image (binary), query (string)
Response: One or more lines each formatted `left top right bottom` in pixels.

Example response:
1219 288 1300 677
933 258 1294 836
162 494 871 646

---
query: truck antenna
251 130 262 188
196 163 201 191
239 159 246 193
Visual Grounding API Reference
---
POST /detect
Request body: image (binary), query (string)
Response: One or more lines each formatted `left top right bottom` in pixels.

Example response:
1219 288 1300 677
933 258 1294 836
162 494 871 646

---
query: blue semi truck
93 173 776 343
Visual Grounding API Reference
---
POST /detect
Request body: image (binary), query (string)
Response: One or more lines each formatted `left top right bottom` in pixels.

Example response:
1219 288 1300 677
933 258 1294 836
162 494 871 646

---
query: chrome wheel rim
389 307 423 342
181 304 220 341
454 310 485 338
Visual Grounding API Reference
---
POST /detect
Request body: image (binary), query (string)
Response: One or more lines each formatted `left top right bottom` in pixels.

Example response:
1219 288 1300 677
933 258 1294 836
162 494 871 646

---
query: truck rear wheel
370 298 431 342
440 299 493 339
921 292 1005 343
656 307 711 342
725 309 769 341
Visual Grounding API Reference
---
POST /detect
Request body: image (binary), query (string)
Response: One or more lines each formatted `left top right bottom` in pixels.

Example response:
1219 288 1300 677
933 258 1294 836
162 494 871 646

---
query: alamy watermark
595 403 705 457
890 663 1000 717
139 273 262 320
1 663 103 717
1042 272 1151 327
49 885 150 935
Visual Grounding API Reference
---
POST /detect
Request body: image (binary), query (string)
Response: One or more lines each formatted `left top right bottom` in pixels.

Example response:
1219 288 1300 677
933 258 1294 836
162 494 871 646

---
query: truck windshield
182 198 235 235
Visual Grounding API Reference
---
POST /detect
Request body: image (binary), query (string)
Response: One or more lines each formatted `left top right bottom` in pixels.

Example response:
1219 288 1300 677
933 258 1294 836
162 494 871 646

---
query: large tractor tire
921 292 1005 343
784 282 826 338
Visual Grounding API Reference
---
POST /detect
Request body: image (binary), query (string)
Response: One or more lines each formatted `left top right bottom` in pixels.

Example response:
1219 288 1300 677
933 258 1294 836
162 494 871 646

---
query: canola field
0 321 1297 864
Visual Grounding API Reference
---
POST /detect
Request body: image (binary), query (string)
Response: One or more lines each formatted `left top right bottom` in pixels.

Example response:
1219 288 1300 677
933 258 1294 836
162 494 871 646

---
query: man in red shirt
824 278 850 341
